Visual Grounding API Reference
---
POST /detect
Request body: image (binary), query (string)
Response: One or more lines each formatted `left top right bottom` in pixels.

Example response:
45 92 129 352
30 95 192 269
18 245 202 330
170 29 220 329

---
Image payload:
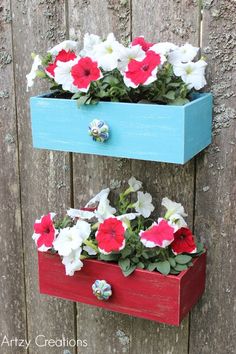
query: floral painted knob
88 119 109 143
92 280 112 300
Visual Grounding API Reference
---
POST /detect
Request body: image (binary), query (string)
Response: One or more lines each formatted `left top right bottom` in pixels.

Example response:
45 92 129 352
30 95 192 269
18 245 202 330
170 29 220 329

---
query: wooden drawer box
30 93 212 164
38 252 206 326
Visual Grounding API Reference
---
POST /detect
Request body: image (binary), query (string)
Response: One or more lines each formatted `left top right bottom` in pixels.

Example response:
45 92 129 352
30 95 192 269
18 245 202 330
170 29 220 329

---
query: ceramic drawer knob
92 279 112 300
88 119 109 142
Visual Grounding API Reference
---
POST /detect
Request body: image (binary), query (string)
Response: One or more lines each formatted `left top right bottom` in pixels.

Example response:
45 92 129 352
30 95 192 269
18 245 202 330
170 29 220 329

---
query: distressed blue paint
30 93 212 164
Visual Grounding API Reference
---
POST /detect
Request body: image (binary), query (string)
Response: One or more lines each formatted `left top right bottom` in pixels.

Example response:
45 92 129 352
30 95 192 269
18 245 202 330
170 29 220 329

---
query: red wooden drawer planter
38 251 206 326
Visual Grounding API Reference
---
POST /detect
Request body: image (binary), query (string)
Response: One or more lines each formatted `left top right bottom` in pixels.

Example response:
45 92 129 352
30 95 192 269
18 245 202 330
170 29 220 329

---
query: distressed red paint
38 252 206 326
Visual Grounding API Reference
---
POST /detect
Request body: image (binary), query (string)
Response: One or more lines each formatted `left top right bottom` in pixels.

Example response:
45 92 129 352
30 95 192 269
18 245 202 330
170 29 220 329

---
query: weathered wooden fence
0 0 235 353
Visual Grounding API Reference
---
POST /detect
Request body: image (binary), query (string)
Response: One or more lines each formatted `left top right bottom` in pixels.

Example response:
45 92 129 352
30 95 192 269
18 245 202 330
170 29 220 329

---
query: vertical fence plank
11 1 75 353
189 1 236 353
130 1 200 353
0 2 26 353
68 1 133 353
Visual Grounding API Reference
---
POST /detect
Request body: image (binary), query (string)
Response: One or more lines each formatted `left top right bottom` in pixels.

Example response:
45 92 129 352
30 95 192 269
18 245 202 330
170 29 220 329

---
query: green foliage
50 179 205 278
79 64 191 105
175 254 192 264
41 53 53 67
36 70 47 78
41 60 192 106
99 253 120 262
54 216 74 229
156 261 171 275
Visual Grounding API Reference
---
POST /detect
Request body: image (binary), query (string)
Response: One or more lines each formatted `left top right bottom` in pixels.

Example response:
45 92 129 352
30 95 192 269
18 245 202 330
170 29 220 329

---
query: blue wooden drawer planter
30 93 212 164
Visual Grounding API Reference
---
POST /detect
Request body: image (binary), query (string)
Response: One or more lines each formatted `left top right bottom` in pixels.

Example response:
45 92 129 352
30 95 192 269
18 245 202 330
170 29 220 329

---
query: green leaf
147 262 159 272
71 92 81 100
103 76 120 85
175 255 192 264
170 269 180 275
50 85 61 91
85 97 92 104
163 90 176 100
41 53 53 66
156 261 171 275
123 264 136 277
167 82 181 88
196 242 205 254
141 251 150 259
174 264 188 272
118 258 130 271
36 70 47 78
121 247 132 258
137 262 145 269
91 99 99 105
100 253 119 262
96 90 108 98
169 97 189 106
168 257 176 268
76 95 89 107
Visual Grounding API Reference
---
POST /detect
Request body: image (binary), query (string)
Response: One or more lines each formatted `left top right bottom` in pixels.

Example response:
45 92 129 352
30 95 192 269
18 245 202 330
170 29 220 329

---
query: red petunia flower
96 217 126 254
132 36 154 52
140 219 175 248
71 57 102 92
33 213 57 252
171 227 197 255
45 50 77 77
124 50 161 88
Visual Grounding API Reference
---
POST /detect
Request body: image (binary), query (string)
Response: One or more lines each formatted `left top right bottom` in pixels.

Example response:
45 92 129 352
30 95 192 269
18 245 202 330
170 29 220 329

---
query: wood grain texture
68 1 133 353
189 1 236 353
0 2 26 353
10 1 75 353
38 252 206 326
131 1 200 353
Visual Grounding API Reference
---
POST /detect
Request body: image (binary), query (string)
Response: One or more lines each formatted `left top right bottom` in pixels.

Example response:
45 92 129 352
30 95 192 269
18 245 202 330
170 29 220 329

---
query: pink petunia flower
33 213 57 252
45 49 77 77
140 219 175 248
96 217 126 254
171 227 197 255
131 36 154 52
71 57 102 92
123 50 161 88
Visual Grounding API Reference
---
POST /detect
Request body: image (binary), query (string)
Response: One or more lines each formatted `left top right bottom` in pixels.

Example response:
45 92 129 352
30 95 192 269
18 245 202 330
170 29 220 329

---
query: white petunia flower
48 40 78 56
118 45 145 71
162 197 187 220
67 208 95 220
173 59 207 90
85 188 110 207
74 219 91 240
92 33 124 71
128 176 142 192
94 196 116 222
117 212 141 222
150 42 177 56
80 33 102 57
117 212 141 229
168 213 187 231
67 188 115 222
54 58 80 93
62 248 83 276
26 55 42 91
134 191 154 218
53 226 85 257
168 43 199 64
